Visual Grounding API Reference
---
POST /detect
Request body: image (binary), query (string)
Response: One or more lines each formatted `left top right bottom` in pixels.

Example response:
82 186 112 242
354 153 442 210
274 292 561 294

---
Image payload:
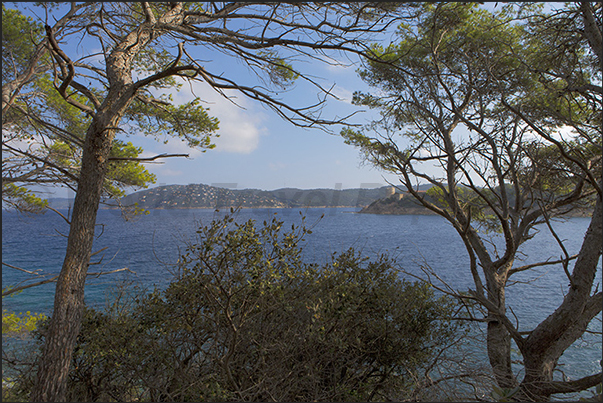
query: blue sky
9 2 526 199
8 2 407 197
132 51 396 192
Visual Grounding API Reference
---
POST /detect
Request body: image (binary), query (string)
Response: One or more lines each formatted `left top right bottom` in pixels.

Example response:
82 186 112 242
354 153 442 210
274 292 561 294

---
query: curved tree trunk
30 117 118 402
29 4 167 399
517 195 603 401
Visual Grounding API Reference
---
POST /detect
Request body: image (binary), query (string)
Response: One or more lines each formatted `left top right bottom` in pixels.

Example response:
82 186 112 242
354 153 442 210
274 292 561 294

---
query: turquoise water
2 207 601 393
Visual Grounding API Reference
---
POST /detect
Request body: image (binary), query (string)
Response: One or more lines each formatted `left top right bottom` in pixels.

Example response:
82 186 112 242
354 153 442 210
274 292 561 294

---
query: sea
2 207 601 396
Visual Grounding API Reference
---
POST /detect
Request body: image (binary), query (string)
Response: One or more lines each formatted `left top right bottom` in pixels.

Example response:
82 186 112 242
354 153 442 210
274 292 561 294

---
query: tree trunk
28 5 181 398
519 354 558 401
30 117 118 402
517 195 603 401
485 271 516 390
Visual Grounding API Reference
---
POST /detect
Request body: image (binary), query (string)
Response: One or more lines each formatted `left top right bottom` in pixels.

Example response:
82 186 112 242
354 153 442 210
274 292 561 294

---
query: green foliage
2 5 217 213
356 3 527 133
342 3 601 400
1 4 44 83
2 309 47 337
490 385 519 402
518 3 601 131
126 97 219 149
344 2 599 220
516 140 599 195
14 212 461 402
32 75 94 135
341 127 409 174
105 141 157 198
425 186 502 233
1 184 48 213
132 47 181 91
20 138 157 201
257 50 299 88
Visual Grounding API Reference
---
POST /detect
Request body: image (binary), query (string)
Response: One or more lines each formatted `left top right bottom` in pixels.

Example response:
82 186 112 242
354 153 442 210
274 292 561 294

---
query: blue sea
2 207 601 393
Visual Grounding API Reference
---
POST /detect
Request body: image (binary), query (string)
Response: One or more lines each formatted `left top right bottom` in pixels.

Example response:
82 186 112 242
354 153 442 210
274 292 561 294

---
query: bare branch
2 142 79 183
2 267 134 297
2 276 59 297
2 262 42 276
44 25 99 113
502 99 601 197
539 371 602 396
508 255 579 277
108 153 189 162
401 265 526 348
46 206 72 225
141 2 157 24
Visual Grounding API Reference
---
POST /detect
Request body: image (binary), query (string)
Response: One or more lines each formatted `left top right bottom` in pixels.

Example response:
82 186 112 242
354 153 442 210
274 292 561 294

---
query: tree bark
580 2 603 68
485 270 516 390
29 115 120 401
517 194 602 401
29 5 186 400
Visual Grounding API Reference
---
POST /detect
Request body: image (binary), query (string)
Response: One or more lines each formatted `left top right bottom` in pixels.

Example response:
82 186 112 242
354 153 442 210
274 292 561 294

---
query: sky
7 2 530 199
131 53 396 192
7 2 410 199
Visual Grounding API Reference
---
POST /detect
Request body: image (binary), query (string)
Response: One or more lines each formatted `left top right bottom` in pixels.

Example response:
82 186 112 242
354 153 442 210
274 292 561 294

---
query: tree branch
508 255 579 277
45 25 99 113
2 142 80 182
2 266 134 297
579 2 603 68
539 371 603 396
502 98 601 197
2 3 85 117
108 153 189 162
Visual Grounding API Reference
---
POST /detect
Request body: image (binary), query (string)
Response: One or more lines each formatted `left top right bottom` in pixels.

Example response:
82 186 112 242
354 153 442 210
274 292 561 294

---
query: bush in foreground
13 212 465 401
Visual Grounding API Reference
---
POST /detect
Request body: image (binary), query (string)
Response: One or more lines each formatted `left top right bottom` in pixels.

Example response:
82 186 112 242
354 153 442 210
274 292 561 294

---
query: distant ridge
111 183 394 209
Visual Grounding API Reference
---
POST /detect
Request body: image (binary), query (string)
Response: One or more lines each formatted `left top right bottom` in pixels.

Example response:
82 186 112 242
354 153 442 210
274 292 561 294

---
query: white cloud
170 80 267 154
212 118 262 154
329 86 354 104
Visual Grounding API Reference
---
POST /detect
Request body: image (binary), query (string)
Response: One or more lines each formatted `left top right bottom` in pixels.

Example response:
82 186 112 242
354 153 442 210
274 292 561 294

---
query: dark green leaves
126 97 219 149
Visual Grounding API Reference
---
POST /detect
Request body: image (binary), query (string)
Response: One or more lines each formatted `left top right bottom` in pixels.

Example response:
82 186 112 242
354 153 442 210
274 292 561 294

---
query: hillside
359 189 594 217
113 183 393 209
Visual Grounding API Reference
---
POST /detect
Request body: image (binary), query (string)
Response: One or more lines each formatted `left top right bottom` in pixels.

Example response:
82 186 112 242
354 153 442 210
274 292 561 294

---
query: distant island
98 183 397 210
43 183 441 213
43 183 592 217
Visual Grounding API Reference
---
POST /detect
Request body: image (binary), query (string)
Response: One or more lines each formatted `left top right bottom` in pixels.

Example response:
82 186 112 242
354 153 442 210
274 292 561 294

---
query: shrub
19 212 464 401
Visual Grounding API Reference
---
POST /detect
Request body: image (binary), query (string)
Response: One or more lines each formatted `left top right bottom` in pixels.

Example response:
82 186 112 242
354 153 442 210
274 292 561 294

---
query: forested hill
110 183 393 209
